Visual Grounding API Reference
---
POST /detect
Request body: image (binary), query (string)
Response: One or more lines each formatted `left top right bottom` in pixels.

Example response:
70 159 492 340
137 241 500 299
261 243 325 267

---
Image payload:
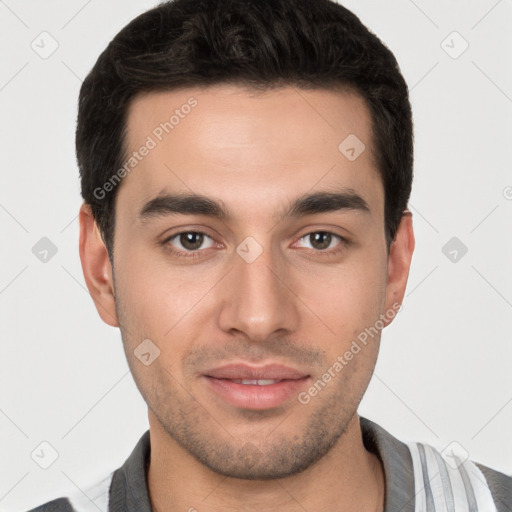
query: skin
79 84 415 511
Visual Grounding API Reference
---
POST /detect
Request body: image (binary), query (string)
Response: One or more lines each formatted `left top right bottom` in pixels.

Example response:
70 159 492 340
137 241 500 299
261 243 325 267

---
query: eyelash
162 230 349 259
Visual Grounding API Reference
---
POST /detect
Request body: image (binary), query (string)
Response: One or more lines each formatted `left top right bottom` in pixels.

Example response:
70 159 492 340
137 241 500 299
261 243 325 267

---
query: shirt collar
360 416 415 512
109 416 415 512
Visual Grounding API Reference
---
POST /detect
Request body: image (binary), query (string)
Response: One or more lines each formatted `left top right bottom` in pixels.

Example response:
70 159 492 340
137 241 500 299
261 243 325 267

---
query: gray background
1 0 511 510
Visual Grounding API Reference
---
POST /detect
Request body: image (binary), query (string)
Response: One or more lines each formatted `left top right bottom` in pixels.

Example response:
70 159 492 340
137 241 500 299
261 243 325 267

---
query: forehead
118 84 382 218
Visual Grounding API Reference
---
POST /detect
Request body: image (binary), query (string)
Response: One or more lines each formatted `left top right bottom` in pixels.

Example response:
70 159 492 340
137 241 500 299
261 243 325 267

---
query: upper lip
203 363 309 380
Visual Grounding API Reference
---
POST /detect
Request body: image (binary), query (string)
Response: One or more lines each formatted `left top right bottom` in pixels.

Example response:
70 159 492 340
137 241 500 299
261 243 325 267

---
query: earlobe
78 203 119 327
383 211 415 325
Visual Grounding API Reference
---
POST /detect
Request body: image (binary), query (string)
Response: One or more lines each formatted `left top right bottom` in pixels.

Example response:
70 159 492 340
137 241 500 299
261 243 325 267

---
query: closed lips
203 363 309 381
202 363 311 409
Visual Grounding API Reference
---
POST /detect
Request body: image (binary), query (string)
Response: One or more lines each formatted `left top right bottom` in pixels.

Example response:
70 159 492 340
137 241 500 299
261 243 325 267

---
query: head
78 0 415 479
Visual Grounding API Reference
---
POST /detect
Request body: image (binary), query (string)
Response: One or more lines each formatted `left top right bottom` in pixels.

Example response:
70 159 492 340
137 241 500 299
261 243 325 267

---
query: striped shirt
25 416 512 511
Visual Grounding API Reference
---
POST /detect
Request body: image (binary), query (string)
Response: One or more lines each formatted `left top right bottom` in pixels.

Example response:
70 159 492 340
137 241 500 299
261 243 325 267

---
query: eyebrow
137 189 370 223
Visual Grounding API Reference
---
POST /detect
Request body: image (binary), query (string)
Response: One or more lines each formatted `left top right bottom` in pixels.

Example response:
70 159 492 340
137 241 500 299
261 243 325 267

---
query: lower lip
203 376 310 410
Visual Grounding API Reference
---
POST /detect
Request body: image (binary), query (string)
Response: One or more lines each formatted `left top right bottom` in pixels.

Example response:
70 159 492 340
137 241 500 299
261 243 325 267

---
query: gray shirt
26 416 512 511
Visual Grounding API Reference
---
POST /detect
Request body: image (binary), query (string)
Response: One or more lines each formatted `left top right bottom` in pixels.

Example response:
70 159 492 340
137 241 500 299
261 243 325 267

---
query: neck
147 412 385 512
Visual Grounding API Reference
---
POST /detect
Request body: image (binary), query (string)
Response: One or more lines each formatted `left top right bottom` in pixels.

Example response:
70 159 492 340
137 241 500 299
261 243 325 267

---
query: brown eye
309 232 332 250
166 231 215 253
179 232 205 250
297 231 342 251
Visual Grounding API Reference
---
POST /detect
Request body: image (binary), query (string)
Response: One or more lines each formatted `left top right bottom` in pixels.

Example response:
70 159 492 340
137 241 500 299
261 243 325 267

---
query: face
81 84 413 479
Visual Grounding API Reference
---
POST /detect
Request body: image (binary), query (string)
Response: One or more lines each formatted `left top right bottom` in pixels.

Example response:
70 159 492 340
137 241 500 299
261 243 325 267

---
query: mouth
202 363 311 410
229 379 285 385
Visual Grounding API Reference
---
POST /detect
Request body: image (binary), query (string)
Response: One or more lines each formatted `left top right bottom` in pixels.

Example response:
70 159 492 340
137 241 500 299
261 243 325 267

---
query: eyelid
161 228 350 259
294 231 344 247
291 231 349 256
163 230 217 255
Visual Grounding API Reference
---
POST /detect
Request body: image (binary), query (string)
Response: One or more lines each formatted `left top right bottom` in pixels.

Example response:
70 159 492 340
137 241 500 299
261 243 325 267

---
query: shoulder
359 416 511 512
23 471 113 512
24 497 75 512
24 497 76 512
477 462 512 512
407 440 511 512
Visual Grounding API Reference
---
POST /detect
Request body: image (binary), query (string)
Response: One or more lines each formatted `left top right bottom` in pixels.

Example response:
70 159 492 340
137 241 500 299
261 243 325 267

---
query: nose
217 239 300 343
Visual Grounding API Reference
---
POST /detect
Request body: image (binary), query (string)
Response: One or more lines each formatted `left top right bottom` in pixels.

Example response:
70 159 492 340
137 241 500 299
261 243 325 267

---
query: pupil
311 232 331 250
181 232 203 250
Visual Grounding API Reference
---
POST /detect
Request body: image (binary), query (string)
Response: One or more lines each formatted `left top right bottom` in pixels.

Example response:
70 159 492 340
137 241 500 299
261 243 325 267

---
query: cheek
295 255 387 335
114 243 209 331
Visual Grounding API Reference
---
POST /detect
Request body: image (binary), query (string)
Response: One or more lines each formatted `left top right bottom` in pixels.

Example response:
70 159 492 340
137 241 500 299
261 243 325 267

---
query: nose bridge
218 236 299 340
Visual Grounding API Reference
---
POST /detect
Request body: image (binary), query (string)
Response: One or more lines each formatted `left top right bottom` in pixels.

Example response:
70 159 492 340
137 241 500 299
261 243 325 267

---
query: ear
383 210 415 326
78 203 119 327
